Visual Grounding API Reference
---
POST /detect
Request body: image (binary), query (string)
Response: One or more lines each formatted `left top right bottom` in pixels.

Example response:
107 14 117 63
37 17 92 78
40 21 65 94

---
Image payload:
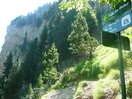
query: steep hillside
41 43 132 99
0 4 50 76
0 0 131 99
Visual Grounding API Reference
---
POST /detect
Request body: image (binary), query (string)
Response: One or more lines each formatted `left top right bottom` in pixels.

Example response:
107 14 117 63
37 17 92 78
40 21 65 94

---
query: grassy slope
41 27 132 99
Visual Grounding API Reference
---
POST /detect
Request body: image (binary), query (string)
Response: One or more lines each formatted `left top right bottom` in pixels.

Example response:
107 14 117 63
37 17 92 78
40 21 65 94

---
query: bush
94 79 120 99
51 68 78 89
52 60 101 90
124 51 132 68
94 47 121 79
106 69 120 80
126 81 132 98
74 81 88 96
94 81 105 99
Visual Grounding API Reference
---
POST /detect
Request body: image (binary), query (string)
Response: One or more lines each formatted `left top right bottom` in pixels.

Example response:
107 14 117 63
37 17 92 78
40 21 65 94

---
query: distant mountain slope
0 4 50 76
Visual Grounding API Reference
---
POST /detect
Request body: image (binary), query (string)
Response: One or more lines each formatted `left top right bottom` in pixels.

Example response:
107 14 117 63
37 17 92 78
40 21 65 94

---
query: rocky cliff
0 4 49 76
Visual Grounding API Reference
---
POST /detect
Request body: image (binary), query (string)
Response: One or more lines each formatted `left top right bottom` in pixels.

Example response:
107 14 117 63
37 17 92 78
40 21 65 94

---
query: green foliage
37 74 43 89
22 38 38 83
106 69 119 80
28 84 33 95
52 60 101 89
94 47 120 78
43 43 59 67
21 32 28 53
59 0 88 11
47 7 77 59
126 81 132 98
100 0 128 7
59 0 127 11
26 84 33 99
33 88 41 99
124 51 132 68
37 26 48 60
3 52 13 78
81 5 98 36
3 59 23 99
68 12 98 56
2 1 132 98
42 43 59 88
74 81 88 96
94 84 105 99
26 83 43 99
94 79 120 99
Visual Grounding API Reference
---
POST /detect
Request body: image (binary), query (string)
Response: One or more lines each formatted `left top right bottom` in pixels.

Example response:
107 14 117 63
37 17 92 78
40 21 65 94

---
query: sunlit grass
94 79 120 99
41 28 132 98
74 81 88 97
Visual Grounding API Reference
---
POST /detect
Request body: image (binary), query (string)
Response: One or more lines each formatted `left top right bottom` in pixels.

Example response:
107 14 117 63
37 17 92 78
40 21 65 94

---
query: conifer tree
68 12 98 57
37 26 48 60
43 43 59 66
22 38 38 83
3 59 22 99
1 52 13 98
21 32 28 52
3 52 13 78
42 43 59 87
36 74 43 89
26 84 33 99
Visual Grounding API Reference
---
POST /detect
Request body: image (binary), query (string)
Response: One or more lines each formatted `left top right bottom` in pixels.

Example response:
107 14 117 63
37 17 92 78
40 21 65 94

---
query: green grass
74 81 88 97
94 79 120 99
51 60 102 90
41 27 132 98
106 69 120 80
52 45 132 90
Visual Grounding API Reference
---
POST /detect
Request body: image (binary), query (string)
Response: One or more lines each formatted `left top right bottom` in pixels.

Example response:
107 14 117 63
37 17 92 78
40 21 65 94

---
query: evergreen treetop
68 12 98 56
3 52 13 78
42 43 59 67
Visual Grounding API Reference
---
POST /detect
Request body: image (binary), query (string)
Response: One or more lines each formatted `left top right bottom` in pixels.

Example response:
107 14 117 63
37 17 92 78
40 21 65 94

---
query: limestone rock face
0 4 50 77
0 18 45 76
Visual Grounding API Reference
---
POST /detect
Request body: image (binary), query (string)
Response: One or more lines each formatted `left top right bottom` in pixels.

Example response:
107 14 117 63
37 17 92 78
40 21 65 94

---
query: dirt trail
42 70 132 99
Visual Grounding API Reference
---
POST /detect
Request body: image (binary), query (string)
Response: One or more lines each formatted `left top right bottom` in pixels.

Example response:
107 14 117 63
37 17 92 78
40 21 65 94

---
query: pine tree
3 52 13 78
43 43 59 67
27 84 33 99
32 74 44 99
22 38 38 83
42 43 59 87
68 12 98 57
36 74 43 89
37 26 48 60
3 59 22 99
21 32 28 52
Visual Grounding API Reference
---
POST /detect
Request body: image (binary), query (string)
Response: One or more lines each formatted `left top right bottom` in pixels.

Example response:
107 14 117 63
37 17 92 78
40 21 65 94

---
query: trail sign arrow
103 10 132 33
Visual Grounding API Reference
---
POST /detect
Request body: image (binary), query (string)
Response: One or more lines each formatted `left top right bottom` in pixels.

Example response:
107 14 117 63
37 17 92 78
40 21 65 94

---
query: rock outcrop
0 5 48 76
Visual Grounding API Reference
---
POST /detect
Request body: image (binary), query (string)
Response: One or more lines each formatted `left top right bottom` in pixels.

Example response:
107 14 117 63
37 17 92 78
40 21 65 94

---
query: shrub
106 69 120 80
126 81 132 98
52 60 101 89
124 51 132 68
94 81 105 99
74 81 88 96
94 79 120 99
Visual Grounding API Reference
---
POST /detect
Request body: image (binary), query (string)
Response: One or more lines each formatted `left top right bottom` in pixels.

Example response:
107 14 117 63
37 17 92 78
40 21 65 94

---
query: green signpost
103 0 131 25
102 31 130 50
117 32 127 99
102 0 132 99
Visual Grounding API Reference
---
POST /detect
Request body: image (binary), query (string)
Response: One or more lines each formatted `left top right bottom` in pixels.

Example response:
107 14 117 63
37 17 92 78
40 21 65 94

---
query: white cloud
0 0 56 52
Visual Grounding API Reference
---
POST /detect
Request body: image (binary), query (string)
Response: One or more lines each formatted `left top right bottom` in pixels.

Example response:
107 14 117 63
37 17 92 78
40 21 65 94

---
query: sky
0 0 56 52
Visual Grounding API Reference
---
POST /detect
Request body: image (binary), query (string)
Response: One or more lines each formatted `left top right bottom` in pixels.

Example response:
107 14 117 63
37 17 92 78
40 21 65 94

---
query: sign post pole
117 32 126 99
